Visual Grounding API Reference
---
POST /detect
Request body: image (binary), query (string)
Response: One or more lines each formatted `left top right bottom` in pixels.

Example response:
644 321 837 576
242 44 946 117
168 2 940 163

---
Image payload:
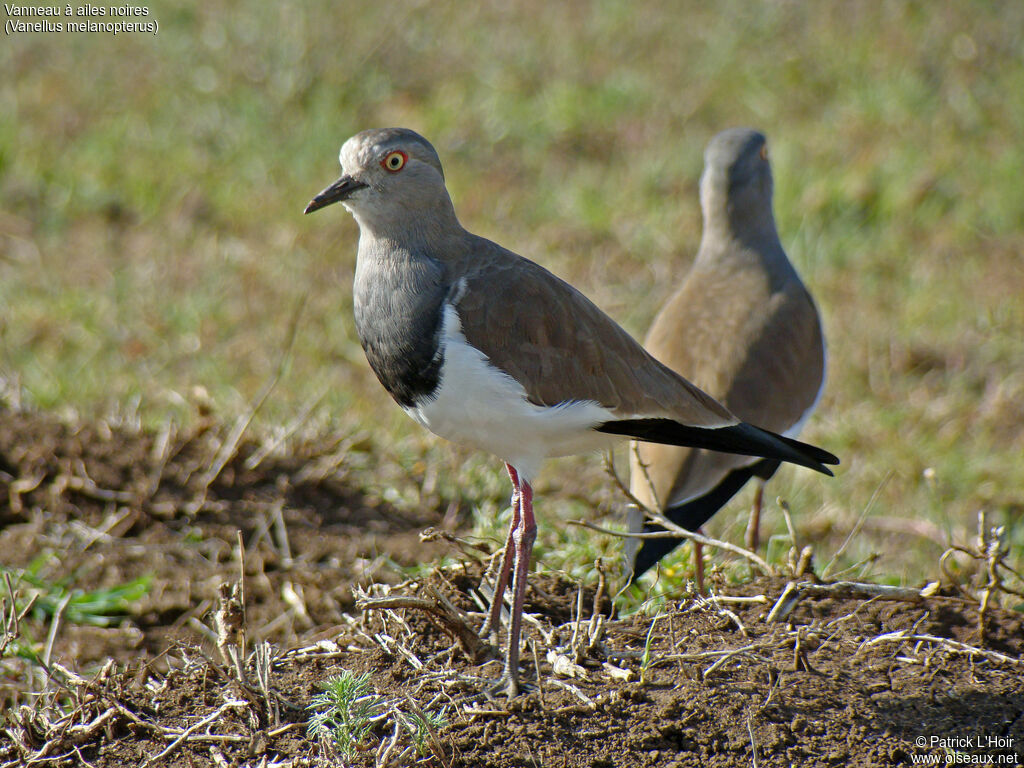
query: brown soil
1 408 1022 767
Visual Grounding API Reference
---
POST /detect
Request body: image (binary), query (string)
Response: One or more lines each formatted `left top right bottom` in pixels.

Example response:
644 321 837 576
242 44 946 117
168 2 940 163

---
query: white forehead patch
338 135 372 175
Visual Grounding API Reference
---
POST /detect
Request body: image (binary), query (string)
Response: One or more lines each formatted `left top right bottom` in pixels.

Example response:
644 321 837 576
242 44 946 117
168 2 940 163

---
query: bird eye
381 150 407 172
759 145 768 161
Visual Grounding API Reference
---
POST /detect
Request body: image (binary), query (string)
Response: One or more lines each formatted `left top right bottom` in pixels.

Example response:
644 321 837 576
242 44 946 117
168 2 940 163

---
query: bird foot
483 672 534 700
477 619 498 647
447 670 534 703
473 619 504 664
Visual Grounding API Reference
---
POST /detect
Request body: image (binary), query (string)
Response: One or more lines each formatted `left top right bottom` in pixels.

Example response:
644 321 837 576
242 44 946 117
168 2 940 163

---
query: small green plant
639 611 664 684
307 671 383 759
401 707 449 757
307 671 450 761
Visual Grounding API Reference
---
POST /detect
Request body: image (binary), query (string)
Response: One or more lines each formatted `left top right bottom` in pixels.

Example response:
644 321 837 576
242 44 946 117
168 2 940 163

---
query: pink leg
503 478 535 697
745 480 765 552
481 463 520 641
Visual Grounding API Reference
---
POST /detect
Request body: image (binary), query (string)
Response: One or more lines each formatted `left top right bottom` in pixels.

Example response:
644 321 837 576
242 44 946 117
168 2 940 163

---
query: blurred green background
2 0 1022 586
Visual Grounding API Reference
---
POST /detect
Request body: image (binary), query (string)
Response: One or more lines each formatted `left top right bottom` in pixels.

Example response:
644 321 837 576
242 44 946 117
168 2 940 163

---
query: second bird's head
305 127 450 230
700 127 773 212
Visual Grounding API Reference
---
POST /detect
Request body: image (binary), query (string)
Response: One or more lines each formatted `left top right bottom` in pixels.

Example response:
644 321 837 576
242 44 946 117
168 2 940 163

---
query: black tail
595 418 838 475
630 459 780 578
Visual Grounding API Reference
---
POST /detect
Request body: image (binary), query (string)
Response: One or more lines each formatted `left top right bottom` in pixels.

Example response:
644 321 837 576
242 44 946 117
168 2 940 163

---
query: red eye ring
381 150 407 172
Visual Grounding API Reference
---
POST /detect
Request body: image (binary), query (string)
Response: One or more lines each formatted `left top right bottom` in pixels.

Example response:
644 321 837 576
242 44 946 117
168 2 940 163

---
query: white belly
403 304 619 481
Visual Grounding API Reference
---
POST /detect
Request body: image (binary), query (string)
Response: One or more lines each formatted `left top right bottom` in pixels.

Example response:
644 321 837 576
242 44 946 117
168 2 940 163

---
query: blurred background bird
627 128 826 590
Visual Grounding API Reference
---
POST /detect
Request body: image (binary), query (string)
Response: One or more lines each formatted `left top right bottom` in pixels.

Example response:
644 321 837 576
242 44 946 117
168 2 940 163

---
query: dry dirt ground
0 408 1022 767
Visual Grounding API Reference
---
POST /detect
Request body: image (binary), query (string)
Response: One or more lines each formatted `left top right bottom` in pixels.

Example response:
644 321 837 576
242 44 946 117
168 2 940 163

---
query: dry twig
214 580 247 683
355 589 487 662
940 511 1024 645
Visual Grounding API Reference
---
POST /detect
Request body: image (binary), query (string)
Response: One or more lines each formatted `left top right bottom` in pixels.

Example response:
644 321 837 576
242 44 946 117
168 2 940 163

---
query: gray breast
353 249 449 408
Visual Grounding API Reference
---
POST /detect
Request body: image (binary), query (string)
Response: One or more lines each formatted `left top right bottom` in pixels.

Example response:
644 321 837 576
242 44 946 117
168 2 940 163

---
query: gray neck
696 183 790 276
350 191 463 254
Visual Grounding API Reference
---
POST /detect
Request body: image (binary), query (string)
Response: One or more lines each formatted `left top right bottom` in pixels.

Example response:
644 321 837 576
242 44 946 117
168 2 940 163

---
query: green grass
2 0 1022 586
0 557 151 668
2 556 152 630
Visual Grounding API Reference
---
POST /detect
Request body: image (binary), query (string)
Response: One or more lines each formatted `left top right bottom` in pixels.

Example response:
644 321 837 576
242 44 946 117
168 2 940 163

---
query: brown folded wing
449 237 737 430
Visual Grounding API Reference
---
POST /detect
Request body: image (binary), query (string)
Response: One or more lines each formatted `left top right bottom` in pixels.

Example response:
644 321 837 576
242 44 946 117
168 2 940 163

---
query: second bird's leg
501 478 535 697
693 536 705 594
480 463 521 642
745 480 766 552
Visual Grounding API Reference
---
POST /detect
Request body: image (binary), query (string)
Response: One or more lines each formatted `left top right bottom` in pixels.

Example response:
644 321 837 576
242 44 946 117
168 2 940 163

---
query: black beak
304 175 368 214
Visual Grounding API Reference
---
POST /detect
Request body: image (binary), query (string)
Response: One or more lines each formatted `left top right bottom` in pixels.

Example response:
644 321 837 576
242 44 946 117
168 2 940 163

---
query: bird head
700 127 772 209
699 128 777 243
305 128 452 235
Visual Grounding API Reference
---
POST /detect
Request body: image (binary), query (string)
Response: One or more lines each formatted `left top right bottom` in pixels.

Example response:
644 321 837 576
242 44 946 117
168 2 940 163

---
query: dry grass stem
42 593 73 672
140 698 248 767
530 638 547 708
766 580 934 624
1 574 37 657
187 301 304 513
419 528 492 560
747 712 760 768
243 386 329 472
598 450 777 579
570 518 774 576
822 471 893 579
547 679 596 708
698 595 749 638
860 631 1023 668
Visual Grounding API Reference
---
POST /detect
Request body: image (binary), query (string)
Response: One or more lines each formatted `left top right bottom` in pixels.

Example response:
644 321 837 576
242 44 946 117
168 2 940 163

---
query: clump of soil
1 408 1022 767
0 407 451 668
